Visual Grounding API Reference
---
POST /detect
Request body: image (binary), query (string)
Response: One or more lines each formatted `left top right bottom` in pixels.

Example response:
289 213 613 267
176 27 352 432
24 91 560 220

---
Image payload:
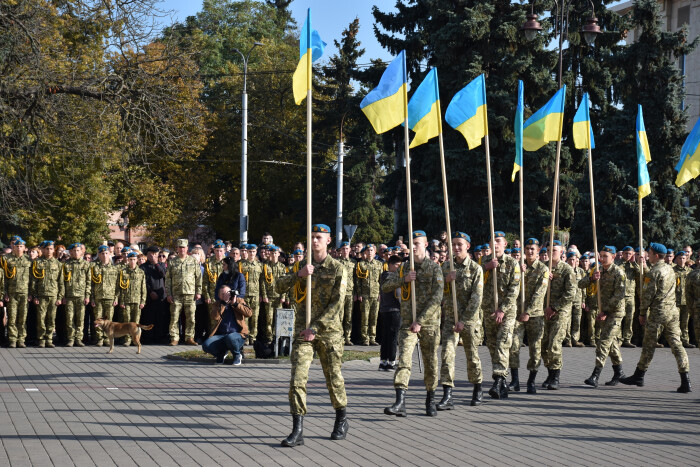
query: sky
157 0 397 62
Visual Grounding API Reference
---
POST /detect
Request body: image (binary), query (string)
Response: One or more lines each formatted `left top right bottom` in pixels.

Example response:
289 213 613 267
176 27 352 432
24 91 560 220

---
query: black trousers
378 310 401 361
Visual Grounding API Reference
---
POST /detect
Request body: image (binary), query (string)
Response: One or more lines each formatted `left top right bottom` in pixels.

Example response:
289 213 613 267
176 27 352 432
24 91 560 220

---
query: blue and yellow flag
523 86 566 151
292 8 326 105
573 93 595 150
637 105 652 199
445 74 488 149
360 51 408 134
512 80 524 181
407 68 441 148
675 118 700 187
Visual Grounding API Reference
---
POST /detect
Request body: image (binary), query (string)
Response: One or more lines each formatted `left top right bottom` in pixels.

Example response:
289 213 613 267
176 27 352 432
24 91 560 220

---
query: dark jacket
379 271 401 313
212 299 253 336
141 261 166 300
214 270 247 301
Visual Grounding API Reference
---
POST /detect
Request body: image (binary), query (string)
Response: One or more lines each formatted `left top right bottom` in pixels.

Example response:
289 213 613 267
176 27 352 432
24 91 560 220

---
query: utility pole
336 140 344 248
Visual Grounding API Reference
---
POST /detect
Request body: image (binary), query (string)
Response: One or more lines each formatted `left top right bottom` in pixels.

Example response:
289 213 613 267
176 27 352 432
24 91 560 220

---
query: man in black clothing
378 256 403 371
141 246 168 344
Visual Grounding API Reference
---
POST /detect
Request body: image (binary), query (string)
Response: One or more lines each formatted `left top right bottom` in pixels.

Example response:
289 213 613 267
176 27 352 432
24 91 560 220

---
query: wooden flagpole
403 115 417 323
305 60 312 328
437 131 459 323
519 151 525 313
484 133 499 312
586 146 602 312
638 197 643 309
545 139 562 308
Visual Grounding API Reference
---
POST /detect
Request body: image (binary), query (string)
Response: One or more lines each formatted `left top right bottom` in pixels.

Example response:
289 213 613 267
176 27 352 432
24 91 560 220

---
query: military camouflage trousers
594 311 623 369
6 293 28 344
440 321 482 386
637 312 689 373
169 294 195 341
543 311 569 370
289 336 347 415
678 305 691 345
36 296 58 344
567 303 583 343
394 326 440 390
694 309 700 349
264 296 285 342
121 303 141 344
246 295 260 340
65 297 86 343
360 297 379 341
342 294 353 339
509 316 545 371
621 296 635 344
93 299 116 342
484 314 515 378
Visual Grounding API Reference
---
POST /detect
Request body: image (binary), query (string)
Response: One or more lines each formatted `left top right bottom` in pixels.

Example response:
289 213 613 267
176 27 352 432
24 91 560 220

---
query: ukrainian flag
573 93 595 150
674 118 700 187
512 80 524 182
522 85 566 151
360 50 408 134
407 68 441 148
292 8 326 105
445 74 488 150
637 105 652 199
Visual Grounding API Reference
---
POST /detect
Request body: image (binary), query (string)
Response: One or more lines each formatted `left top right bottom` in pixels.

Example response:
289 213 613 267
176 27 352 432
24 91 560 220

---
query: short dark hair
388 255 403 266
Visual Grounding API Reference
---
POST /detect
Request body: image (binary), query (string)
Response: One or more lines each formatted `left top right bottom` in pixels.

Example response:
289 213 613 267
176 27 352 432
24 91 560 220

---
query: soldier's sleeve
639 270 656 316
276 268 298 295
525 268 548 316
195 261 202 296
500 261 521 314
202 265 211 301
29 261 36 297
578 272 591 289
461 265 483 323
308 265 347 334
57 266 64 301
84 265 92 299
685 273 695 311
165 265 172 297
610 269 627 309
416 266 443 326
552 266 576 312
261 267 269 300
140 272 147 305
381 269 403 293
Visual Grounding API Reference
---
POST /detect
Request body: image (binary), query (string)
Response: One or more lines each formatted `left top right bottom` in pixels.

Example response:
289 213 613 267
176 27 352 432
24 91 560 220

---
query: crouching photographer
202 285 252 365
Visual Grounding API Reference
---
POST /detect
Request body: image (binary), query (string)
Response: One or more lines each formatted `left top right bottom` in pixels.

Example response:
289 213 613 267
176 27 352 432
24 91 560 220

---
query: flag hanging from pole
573 93 595 150
522 86 566 151
512 80 524 181
445 74 488 150
674 118 700 187
292 8 326 105
407 68 441 148
360 51 408 134
637 105 652 199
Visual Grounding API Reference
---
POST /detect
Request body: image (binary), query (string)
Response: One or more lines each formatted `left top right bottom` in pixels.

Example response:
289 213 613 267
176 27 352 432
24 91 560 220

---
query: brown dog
94 318 154 354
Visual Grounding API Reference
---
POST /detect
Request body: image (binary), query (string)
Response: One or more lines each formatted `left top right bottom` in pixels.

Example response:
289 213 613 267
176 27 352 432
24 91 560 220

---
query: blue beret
505 249 512 254
246 244 257 250
10 235 20 241
97 245 108 253
524 238 540 246
512 247 521 252
127 252 138 258
649 243 667 255
240 244 248 249
213 241 225 249
540 247 548 253
312 224 331 234
551 240 562 246
494 231 506 238
38 241 46 248
121 247 131 253
676 250 686 256
622 246 634 252
366 243 375 249
268 245 280 252
13 238 26 246
339 241 350 247
602 245 617 254
44 240 55 246
634 247 641 252
292 249 304 255
413 230 427 239
566 251 577 258
453 231 471 242
474 245 482 252
360 246 367 253
581 254 589 259
667 249 675 254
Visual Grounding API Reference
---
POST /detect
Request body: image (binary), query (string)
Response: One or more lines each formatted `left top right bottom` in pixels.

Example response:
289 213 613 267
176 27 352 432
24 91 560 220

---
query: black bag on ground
254 339 274 359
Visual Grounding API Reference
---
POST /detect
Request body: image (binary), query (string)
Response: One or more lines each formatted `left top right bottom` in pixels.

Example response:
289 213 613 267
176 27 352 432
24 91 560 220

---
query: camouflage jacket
90 262 120 301
2 254 31 296
118 266 147 305
572 266 586 310
441 256 483 325
580 265 599 311
480 253 521 319
262 261 287 300
165 255 202 297
382 258 444 328
547 260 576 315
686 269 700 314
640 261 677 320
202 258 225 301
62 258 91 299
30 257 64 299
336 257 355 295
275 255 347 337
578 263 626 314
518 259 549 318
355 259 383 299
673 264 691 306
622 261 640 298
238 259 262 295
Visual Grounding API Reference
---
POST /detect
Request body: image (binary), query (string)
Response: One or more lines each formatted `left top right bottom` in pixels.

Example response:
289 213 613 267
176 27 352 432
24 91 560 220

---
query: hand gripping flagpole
587 146 602 314
402 60 417 324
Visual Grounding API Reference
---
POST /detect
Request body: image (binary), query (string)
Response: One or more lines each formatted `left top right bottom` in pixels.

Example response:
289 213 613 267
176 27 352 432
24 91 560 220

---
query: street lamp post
234 42 264 245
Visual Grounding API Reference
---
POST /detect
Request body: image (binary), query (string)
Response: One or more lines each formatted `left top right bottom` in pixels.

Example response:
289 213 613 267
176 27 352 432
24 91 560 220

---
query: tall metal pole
336 140 344 248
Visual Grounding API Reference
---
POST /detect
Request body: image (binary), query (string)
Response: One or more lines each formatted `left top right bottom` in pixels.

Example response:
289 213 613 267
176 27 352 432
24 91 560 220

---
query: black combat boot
527 371 537 394
330 408 349 440
489 377 504 399
677 372 692 393
584 366 602 388
384 388 407 416
542 368 554 388
547 369 560 390
507 368 520 392
619 367 646 387
425 390 437 416
499 376 509 399
281 415 304 447
470 383 483 406
605 364 625 386
436 385 454 411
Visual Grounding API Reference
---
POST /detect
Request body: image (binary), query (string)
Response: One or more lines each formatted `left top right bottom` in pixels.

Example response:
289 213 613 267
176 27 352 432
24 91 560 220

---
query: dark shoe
500 377 509 399
563 340 572 347
378 361 387 371
677 372 692 393
527 371 537 394
436 385 454 411
572 340 585 348
387 361 398 371
17 342 26 348
330 408 349 440
384 388 407 417
233 353 243 366
185 338 197 346
586 340 596 348
362 339 370 346
584 366 602 388
605 364 625 386
37 341 45 348
65 341 73 348
169 340 178 346
547 369 560 390
344 337 353 346
683 342 696 349
470 383 483 406
507 368 520 392
425 390 437 416
46 342 55 348
542 368 554 388
281 415 304 447
489 376 505 399
369 340 379 346
619 367 646 387
621 341 636 348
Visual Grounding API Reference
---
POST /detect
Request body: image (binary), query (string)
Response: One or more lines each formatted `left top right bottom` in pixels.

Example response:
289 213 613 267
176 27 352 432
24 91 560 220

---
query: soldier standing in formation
165 239 202 346
437 232 484 409
238 244 262 344
3 238 32 347
355 244 382 345
62 243 91 347
261 245 287 342
383 231 444 417
620 246 639 348
90 245 119 346
565 252 586 347
673 251 694 348
687 265 700 350
30 241 63 348
118 252 147 345
276 224 349 447
336 241 356 345
203 240 226 334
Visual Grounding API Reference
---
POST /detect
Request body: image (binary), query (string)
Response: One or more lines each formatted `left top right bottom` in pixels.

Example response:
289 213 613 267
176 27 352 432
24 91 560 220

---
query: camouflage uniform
686 269 700 347
510 259 548 371
262 261 288 341
621 261 639 345
542 261 576 370
2 254 32 346
275 255 348 415
636 261 689 372
355 259 383 343
580 266 602 345
480 253 520 378
337 257 356 342
118 265 147 344
673 264 692 346
90 262 120 344
165 255 202 342
238 259 262 340
440 257 484 386
203 258 224 332
566 266 586 344
382 258 443 390
30 257 64 346
580 263 626 368
62 258 91 344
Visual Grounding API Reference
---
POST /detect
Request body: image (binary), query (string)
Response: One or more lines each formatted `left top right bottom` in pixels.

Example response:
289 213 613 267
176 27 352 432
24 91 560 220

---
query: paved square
0 344 698 466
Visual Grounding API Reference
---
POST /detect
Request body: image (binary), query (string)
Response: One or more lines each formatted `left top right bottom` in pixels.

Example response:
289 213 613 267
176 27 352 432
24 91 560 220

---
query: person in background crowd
165 239 202 346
